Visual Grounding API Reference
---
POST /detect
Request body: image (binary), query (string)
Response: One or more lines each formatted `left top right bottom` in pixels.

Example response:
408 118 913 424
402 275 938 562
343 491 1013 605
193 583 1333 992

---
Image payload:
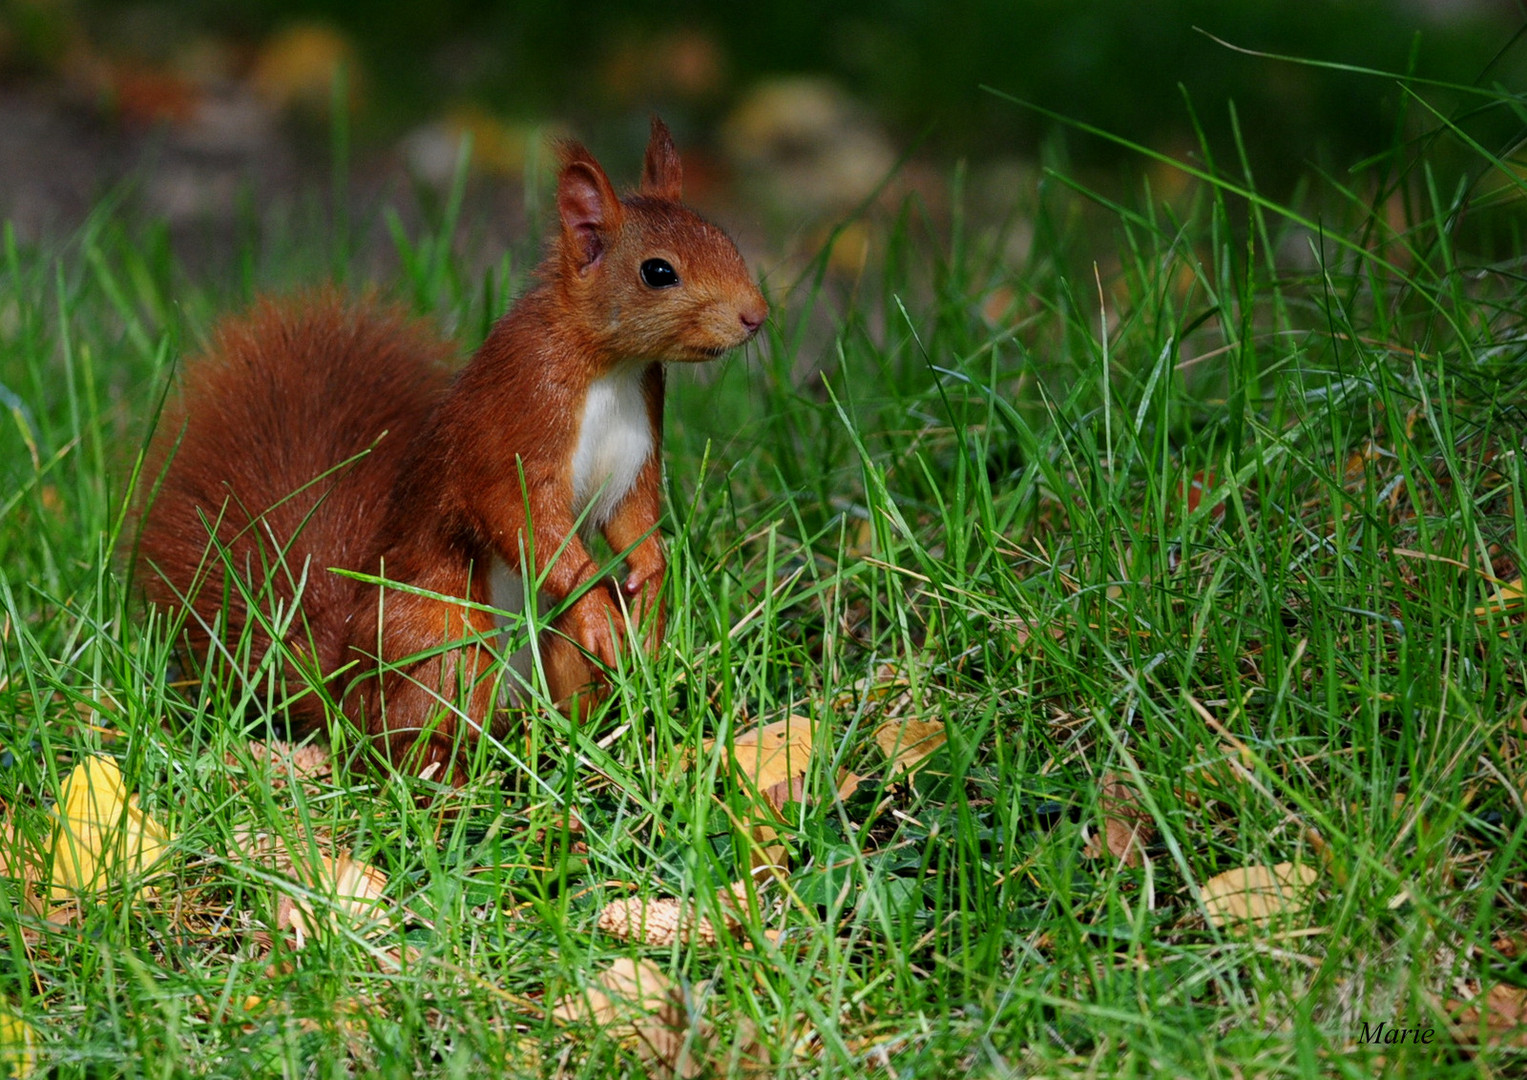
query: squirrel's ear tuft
556 143 622 272
640 115 683 201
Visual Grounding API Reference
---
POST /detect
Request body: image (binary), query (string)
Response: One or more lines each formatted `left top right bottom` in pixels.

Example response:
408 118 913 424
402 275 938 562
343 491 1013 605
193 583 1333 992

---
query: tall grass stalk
1 72 1525 1076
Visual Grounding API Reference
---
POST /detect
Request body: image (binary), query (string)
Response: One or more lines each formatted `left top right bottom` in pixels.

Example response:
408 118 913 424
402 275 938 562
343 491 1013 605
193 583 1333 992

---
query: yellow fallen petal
49 756 171 900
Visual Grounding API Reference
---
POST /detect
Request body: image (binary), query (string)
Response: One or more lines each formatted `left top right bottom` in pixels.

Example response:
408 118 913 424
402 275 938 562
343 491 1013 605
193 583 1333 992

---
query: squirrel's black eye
640 258 680 289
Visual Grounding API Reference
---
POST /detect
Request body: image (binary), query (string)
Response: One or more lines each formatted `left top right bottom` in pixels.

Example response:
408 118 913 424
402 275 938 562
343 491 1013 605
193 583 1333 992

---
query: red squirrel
137 117 768 780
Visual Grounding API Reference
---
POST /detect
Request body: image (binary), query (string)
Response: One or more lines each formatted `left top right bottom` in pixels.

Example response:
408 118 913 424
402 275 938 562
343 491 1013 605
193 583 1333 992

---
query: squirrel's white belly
489 365 652 696
570 364 653 532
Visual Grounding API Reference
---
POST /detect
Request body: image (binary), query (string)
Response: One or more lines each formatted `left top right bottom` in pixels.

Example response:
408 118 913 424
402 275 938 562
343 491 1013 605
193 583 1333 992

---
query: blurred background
1 0 1523 266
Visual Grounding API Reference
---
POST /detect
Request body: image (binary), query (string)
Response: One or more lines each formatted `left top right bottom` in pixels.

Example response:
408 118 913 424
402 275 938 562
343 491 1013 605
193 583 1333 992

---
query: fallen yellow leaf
49 756 171 900
0 1009 36 1079
824 220 872 278
328 854 388 921
705 716 858 872
846 516 876 560
445 106 538 176
715 715 815 794
1475 577 1526 618
711 716 814 871
874 718 947 776
1201 862 1317 930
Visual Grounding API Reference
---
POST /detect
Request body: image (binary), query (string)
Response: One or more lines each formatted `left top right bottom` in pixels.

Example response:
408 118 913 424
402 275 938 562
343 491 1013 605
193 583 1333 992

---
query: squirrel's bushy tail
135 293 454 726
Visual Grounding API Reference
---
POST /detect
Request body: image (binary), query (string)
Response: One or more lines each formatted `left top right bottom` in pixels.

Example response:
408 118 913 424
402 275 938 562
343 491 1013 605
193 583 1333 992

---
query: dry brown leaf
1006 617 1068 649
229 827 289 871
598 897 719 947
723 1017 773 1077
980 284 1019 326
375 943 423 972
279 853 390 948
49 756 172 900
111 63 202 127
709 716 814 871
1450 983 1527 1049
715 716 815 793
846 516 876 560
234 741 333 786
760 774 808 815
1493 934 1526 960
596 883 748 947
601 28 726 105
552 958 698 1078
0 821 48 918
762 770 861 810
1180 743 1247 802
1180 469 1221 516
1342 442 1384 483
44 900 82 929
1201 862 1317 930
1083 773 1153 867
823 220 872 277
745 829 785 874
874 718 947 776
1475 577 1526 618
551 957 673 1025
701 716 859 870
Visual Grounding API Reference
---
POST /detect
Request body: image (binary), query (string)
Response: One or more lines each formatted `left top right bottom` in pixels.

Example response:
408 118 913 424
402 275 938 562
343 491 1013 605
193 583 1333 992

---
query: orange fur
137 117 767 782
137 292 455 727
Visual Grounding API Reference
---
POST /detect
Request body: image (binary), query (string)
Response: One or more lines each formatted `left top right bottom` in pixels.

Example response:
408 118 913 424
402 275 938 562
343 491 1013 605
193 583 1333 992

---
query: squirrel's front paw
620 560 666 648
567 588 623 672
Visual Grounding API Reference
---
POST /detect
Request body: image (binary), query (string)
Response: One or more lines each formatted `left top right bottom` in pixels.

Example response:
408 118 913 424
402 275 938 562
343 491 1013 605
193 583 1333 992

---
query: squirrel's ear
640 115 683 200
556 142 623 272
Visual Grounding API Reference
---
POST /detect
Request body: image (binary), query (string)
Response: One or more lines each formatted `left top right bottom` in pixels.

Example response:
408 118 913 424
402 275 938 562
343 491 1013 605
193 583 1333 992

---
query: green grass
3 88 1527 1077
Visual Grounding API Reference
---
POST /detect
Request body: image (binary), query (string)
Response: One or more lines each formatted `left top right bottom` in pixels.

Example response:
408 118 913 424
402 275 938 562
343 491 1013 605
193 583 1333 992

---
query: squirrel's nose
739 300 767 335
